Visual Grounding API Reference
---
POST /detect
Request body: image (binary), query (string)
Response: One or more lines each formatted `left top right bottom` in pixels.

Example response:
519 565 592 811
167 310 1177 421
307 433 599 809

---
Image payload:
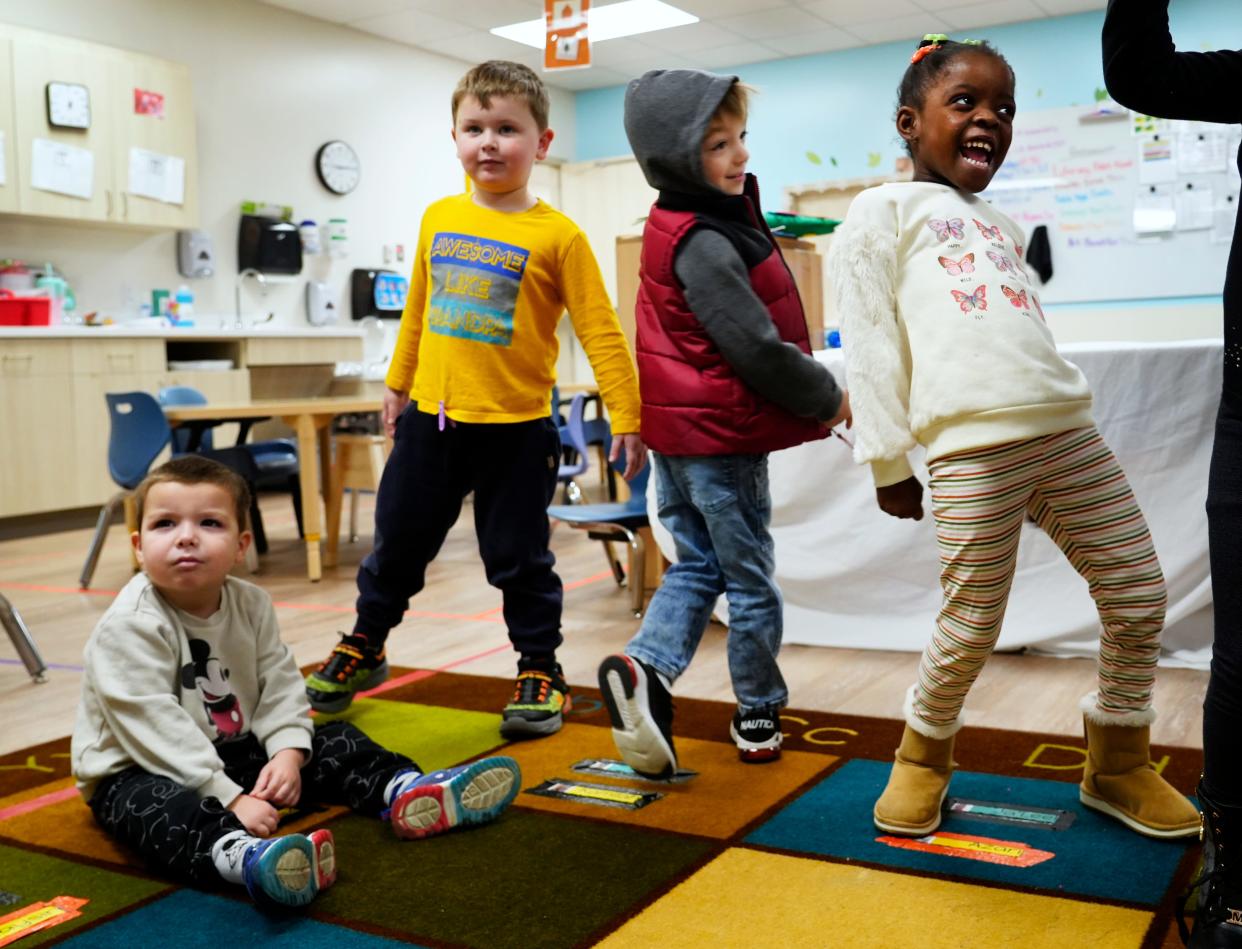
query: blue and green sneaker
305 633 388 713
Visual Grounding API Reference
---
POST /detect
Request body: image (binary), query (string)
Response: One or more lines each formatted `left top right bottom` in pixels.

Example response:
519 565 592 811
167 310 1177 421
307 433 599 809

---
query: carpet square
745 757 1192 905
309 808 715 949
315 698 508 771
504 721 836 838
0 841 167 946
57 889 419 947
593 847 1154 948
0 778 139 868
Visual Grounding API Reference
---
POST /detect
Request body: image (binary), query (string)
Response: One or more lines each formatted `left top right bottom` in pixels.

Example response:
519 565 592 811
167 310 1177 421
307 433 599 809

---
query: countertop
0 324 366 339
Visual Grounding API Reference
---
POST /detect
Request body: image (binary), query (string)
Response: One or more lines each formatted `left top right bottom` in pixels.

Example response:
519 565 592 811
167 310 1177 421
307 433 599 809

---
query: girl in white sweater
827 34 1197 840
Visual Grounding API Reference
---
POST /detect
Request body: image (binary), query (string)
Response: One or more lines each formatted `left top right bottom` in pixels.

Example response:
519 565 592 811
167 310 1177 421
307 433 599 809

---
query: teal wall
574 0 1242 205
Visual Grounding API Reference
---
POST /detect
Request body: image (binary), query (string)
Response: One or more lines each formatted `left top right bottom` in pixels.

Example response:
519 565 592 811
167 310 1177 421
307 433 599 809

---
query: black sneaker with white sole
598 654 677 779
731 705 782 763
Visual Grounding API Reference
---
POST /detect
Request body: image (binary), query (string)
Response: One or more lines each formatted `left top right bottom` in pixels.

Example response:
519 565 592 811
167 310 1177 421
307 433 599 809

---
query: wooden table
164 396 381 581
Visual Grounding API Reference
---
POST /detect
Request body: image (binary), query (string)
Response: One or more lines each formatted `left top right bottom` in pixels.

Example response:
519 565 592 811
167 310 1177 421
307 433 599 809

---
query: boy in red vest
598 70 850 778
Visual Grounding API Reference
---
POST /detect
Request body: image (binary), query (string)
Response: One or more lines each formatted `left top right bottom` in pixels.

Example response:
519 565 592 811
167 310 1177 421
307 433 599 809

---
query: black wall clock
315 140 360 195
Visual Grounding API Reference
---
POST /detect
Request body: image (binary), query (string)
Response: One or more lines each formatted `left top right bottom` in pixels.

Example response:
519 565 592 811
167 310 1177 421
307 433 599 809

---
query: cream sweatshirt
71 574 313 804
827 182 1093 486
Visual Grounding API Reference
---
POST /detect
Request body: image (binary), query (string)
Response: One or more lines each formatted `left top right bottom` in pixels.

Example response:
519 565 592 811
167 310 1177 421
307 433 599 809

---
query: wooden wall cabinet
2 25 198 228
0 33 17 215
615 234 826 354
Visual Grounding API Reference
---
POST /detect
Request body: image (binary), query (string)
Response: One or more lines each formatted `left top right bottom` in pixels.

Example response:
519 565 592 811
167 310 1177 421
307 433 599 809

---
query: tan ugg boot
873 724 958 836
1078 695 1199 839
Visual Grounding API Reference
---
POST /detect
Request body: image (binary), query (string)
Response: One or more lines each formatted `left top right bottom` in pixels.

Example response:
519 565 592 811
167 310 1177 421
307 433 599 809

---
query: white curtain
648 340 1220 669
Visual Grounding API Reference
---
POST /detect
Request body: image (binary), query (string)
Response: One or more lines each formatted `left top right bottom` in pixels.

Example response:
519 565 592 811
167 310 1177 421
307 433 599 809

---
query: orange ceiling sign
545 0 590 71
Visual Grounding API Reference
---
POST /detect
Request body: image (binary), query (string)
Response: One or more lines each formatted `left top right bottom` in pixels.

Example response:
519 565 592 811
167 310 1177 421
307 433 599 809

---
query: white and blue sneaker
390 757 521 840
241 834 319 910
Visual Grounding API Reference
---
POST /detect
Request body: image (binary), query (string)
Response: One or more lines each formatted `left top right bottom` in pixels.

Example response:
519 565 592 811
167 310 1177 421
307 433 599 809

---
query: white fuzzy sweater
827 182 1093 486
72 574 313 804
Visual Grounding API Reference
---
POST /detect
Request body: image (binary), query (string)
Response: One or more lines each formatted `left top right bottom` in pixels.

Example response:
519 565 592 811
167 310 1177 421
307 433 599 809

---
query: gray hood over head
624 69 738 196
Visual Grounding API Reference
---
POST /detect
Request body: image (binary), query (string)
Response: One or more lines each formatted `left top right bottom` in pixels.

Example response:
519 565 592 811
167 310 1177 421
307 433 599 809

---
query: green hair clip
921 33 948 43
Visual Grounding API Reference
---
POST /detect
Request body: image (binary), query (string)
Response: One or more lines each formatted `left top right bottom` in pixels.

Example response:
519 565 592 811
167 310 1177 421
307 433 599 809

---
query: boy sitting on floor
71 455 521 909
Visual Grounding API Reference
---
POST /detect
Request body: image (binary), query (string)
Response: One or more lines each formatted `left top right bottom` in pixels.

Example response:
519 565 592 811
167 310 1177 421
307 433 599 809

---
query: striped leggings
911 426 1166 731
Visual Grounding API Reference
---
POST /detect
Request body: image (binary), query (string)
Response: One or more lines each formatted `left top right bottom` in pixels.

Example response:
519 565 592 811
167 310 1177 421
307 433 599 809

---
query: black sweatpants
88 721 416 885
354 407 564 657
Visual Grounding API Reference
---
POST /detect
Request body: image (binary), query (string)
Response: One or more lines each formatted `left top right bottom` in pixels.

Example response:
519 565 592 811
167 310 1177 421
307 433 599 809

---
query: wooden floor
0 482 1208 758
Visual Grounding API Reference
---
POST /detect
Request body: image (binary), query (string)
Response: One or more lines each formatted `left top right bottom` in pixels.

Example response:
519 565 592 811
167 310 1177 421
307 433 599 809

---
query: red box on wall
0 291 52 326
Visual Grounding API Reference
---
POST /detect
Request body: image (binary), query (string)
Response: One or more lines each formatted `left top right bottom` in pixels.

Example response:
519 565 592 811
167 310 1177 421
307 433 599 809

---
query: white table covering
648 340 1221 669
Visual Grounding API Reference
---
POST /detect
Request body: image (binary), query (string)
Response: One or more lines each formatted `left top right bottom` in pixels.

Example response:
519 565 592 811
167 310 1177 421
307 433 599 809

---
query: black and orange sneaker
499 661 571 739
305 633 388 713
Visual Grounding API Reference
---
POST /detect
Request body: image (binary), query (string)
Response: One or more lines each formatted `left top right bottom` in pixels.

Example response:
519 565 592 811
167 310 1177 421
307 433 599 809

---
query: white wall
0 0 576 329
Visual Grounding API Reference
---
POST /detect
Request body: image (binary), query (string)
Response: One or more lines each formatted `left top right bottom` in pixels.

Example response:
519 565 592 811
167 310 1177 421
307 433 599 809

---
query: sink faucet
235 268 267 328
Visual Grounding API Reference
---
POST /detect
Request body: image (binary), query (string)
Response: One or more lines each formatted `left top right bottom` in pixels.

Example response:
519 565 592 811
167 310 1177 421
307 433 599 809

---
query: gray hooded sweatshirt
623 69 842 423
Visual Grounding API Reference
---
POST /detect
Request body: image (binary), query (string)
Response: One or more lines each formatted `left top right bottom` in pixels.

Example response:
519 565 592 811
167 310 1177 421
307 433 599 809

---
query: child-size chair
158 385 303 537
323 432 391 567
547 449 652 616
0 593 47 684
556 392 591 504
78 391 267 589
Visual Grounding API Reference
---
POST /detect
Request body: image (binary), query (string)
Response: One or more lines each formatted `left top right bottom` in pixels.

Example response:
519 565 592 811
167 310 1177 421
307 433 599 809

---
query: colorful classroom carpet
0 668 1203 948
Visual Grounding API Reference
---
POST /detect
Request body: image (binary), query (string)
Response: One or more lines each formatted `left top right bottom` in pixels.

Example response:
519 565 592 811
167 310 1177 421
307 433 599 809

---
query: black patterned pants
88 721 417 884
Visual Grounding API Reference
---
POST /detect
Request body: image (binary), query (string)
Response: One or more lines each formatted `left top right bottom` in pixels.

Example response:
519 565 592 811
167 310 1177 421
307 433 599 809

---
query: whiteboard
982 105 1240 304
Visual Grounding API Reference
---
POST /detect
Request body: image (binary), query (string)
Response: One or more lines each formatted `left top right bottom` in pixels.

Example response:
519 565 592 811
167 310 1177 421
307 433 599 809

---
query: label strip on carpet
946 797 1076 831
0 896 89 946
877 831 1056 867
570 759 698 784
526 778 663 810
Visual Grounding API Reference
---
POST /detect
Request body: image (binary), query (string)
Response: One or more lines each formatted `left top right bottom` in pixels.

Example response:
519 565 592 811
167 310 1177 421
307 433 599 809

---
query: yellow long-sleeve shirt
386 194 641 432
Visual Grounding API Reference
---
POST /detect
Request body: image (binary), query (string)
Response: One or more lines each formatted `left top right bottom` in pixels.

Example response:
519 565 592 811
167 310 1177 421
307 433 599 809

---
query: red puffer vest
635 182 827 456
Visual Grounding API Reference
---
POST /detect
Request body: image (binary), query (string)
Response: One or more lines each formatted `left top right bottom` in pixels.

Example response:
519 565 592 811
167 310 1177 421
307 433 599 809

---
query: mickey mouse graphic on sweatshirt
181 639 243 738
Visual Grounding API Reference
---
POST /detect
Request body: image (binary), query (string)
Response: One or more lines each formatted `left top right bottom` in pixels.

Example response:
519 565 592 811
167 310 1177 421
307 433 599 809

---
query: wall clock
47 81 91 130
315 140 361 195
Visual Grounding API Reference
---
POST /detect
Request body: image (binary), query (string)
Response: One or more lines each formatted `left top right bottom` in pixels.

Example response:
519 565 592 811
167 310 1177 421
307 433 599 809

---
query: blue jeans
625 452 787 712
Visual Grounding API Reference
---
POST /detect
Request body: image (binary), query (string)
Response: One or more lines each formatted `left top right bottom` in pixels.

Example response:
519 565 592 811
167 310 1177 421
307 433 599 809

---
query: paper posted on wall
30 138 93 199
128 147 185 205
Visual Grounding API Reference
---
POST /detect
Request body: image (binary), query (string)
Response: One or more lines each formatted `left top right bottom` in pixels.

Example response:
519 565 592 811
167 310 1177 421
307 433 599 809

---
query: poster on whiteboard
983 106 1234 303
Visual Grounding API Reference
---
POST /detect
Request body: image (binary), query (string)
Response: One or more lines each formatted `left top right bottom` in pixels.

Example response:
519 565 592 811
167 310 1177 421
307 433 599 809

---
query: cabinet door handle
106 352 134 365
122 192 128 219
106 190 113 218
1 353 34 373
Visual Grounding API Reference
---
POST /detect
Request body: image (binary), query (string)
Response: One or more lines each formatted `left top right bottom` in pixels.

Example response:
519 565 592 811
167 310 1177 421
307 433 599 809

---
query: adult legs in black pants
1203 398 1242 807
1187 394 1242 946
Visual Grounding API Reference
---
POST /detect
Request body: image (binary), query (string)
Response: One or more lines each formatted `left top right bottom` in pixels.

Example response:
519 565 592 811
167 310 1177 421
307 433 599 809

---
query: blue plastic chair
79 391 267 588
548 448 651 616
158 386 303 537
554 385 615 499
556 392 591 504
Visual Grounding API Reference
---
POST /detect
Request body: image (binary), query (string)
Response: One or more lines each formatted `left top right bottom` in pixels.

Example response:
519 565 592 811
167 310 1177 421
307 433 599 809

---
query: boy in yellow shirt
306 61 645 739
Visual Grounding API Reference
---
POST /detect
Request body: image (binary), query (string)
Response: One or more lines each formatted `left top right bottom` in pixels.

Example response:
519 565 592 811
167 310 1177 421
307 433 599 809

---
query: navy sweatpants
354 407 564 658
